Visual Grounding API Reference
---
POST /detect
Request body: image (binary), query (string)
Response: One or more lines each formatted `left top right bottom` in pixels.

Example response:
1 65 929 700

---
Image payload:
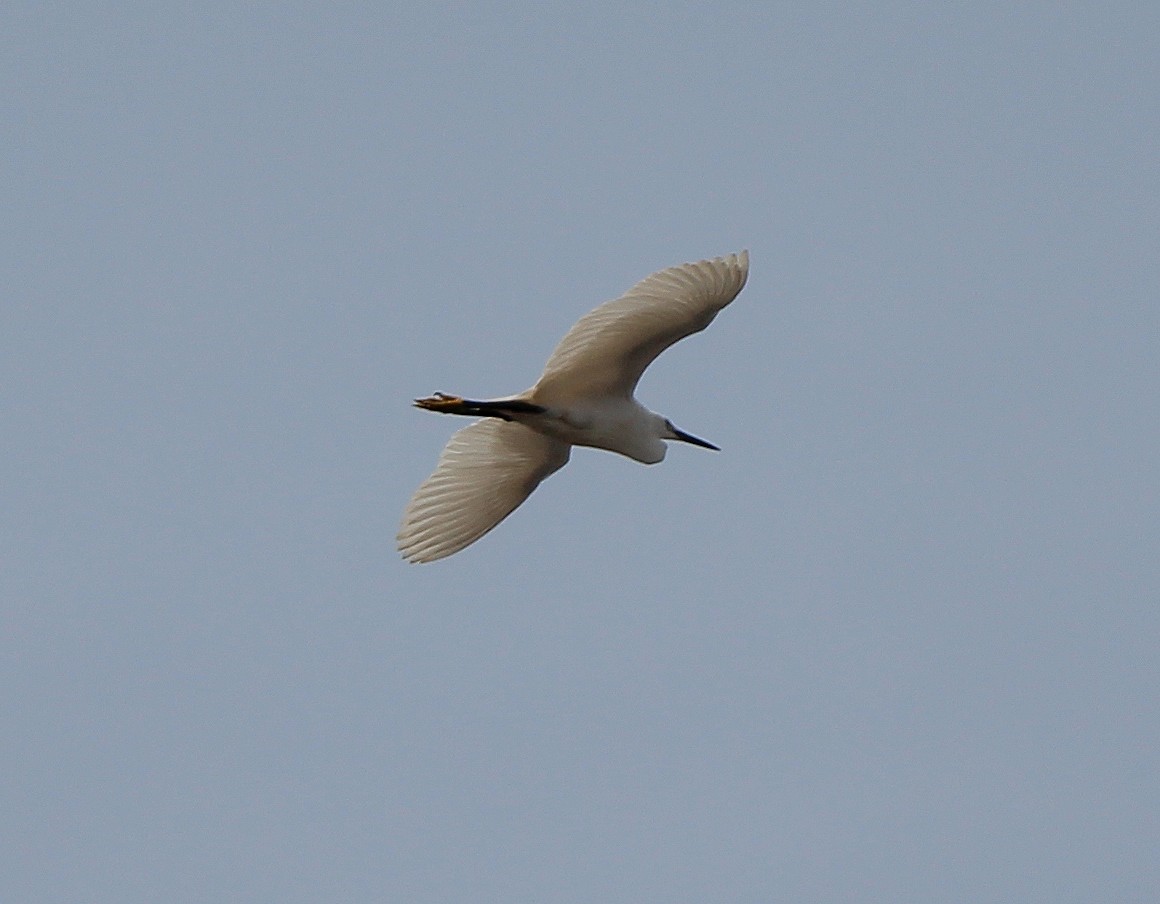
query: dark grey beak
671 426 720 451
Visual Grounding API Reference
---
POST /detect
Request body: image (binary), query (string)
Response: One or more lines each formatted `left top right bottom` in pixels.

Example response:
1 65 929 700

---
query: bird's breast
519 404 663 464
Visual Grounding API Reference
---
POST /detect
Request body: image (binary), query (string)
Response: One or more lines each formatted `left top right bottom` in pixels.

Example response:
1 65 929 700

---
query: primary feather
532 251 749 404
397 419 570 563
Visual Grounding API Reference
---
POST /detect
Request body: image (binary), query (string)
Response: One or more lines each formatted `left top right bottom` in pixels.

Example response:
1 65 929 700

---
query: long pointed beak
671 426 720 451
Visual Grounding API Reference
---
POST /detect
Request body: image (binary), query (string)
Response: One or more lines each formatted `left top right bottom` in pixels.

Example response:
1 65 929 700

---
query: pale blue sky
4 5 1159 902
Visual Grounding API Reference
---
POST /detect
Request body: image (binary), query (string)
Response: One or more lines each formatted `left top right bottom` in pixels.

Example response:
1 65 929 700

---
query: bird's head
660 416 720 452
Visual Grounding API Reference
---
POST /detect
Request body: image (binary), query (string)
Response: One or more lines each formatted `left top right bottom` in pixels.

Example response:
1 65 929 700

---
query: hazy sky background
4 5 1158 902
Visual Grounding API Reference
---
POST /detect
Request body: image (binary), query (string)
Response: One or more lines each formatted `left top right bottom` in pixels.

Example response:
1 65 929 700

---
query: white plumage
398 251 749 563
396 419 570 564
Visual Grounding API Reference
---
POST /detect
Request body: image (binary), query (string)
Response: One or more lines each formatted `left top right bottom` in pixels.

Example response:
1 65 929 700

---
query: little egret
398 250 750 563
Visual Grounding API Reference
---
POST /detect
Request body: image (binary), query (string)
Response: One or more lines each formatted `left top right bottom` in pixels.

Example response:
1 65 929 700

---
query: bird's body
464 394 674 463
532 397 671 464
398 251 749 563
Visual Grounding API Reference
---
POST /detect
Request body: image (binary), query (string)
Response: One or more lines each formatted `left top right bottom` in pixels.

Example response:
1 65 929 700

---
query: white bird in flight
398 251 750 563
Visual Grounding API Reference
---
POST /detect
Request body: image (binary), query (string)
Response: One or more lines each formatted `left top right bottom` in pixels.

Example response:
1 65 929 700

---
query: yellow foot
414 392 468 413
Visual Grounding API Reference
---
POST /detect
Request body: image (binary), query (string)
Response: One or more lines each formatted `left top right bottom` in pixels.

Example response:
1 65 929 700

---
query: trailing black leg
413 393 546 421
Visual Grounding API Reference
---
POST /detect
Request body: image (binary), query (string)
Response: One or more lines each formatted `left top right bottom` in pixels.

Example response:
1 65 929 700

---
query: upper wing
398 419 570 563
532 251 749 404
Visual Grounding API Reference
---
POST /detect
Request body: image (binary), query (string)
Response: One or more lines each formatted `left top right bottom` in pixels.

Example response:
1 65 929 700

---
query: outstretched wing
532 251 749 404
398 419 570 563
